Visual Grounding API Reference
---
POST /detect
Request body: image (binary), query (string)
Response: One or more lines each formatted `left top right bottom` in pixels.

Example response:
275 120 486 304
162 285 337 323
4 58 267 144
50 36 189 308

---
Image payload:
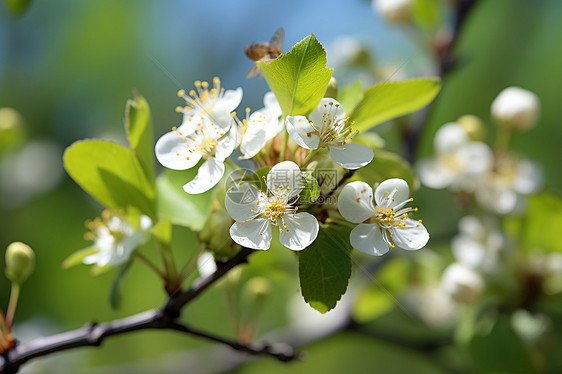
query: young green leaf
63 139 156 218
125 92 155 184
338 80 364 113
299 224 352 313
61 247 99 269
349 78 441 131
109 259 134 310
356 149 415 190
258 34 333 117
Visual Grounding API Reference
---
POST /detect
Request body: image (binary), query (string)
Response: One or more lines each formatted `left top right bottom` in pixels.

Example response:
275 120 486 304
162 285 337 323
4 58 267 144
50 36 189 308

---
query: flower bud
5 241 35 284
441 263 484 304
491 87 540 131
243 276 272 304
372 0 412 24
324 77 338 99
457 115 486 141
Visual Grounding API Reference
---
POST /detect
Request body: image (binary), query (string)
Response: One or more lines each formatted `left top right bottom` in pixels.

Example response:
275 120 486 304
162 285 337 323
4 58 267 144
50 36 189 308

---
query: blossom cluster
155 78 429 256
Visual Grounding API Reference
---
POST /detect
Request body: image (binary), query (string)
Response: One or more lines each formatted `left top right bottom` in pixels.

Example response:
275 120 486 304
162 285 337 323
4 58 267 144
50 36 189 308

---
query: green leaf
349 78 441 131
356 149 415 190
156 168 213 230
243 167 271 192
258 34 333 117
5 0 32 16
125 92 155 184
63 139 156 218
299 224 352 313
338 80 364 113
61 246 99 269
109 259 134 310
152 218 172 246
300 172 320 203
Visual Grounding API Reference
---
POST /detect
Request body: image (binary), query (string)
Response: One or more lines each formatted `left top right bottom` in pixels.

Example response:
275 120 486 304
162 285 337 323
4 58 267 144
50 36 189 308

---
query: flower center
372 195 421 248
262 195 297 233
176 77 226 115
197 137 218 157
315 101 358 146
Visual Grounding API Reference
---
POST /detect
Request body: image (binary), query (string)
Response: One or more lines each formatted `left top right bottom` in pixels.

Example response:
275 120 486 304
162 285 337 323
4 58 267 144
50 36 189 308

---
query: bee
245 28 284 78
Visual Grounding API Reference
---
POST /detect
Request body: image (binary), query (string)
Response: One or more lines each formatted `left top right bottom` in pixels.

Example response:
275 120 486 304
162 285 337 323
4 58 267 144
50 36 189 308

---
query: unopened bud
441 263 484 304
243 276 272 304
372 0 412 24
324 77 338 99
5 241 35 284
491 87 540 132
457 115 486 141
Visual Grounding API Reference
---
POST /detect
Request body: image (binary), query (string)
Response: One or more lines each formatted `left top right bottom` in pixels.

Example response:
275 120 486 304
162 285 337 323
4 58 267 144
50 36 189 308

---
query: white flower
452 215 504 272
441 262 485 304
81 211 152 267
475 155 543 214
372 0 412 24
417 122 493 190
286 98 374 169
491 86 540 131
197 251 217 278
236 92 284 159
225 161 319 251
337 178 429 256
155 116 237 194
175 77 242 132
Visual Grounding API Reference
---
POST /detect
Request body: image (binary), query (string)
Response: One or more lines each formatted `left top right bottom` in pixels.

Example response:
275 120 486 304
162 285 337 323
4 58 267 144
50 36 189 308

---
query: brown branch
0 247 300 374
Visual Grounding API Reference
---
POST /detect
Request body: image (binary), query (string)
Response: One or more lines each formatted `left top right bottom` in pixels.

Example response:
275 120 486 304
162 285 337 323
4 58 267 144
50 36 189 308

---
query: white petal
267 161 303 200
139 215 153 232
240 123 267 159
451 235 486 268
374 178 410 208
416 158 456 189
338 181 375 223
278 213 319 251
350 223 390 256
285 115 319 150
263 91 282 118
456 142 493 175
197 251 217 278
225 183 266 221
391 219 429 250
214 126 237 162
328 143 374 170
229 219 272 250
155 130 202 170
513 159 543 194
183 157 225 194
309 98 346 129
220 87 243 113
434 123 468 154
441 262 485 304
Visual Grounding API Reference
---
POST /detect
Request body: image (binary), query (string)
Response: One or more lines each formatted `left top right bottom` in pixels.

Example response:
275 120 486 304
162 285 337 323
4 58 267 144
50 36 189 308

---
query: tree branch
0 247 300 374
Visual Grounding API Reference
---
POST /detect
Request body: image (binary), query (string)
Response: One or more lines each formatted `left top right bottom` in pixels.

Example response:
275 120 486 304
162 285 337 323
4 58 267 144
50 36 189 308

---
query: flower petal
229 219 272 250
214 126 237 162
416 158 456 189
338 181 375 223
221 87 243 113
240 123 267 159
451 235 486 268
434 123 468 154
155 130 202 170
225 183 266 221
267 161 303 200
513 158 543 194
329 143 374 170
183 157 225 194
350 223 390 256
309 98 346 129
286 115 319 150
374 178 410 208
197 251 217 278
263 91 282 118
391 219 429 250
456 142 493 175
278 213 319 251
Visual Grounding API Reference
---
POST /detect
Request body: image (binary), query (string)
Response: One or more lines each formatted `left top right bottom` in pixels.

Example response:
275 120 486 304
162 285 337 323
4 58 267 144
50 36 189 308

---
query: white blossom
286 98 373 169
81 212 152 267
337 178 429 256
417 122 493 190
441 262 485 304
225 161 319 251
491 86 540 131
372 0 412 24
155 116 237 194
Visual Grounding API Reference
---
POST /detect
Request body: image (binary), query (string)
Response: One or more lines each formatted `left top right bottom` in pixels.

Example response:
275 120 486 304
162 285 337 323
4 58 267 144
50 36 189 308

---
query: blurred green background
1 0 561 373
